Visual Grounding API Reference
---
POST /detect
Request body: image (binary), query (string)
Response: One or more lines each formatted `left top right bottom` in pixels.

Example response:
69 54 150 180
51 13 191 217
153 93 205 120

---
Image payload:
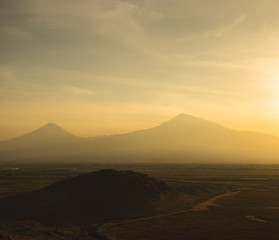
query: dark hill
0 169 184 225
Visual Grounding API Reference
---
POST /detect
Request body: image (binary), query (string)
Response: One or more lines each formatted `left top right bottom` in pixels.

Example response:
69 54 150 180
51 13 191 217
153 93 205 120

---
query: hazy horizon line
1 113 278 142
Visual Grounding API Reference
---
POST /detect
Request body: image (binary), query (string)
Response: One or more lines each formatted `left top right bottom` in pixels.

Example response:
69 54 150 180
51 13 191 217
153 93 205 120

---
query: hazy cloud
1 0 279 138
69 86 92 96
215 14 246 37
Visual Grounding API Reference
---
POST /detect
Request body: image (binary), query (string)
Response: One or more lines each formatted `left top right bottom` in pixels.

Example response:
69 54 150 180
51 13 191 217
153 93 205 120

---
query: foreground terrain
0 163 279 239
109 189 279 240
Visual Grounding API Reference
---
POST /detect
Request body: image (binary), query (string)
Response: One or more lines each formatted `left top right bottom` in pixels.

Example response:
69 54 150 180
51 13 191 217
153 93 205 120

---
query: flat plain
1 163 279 239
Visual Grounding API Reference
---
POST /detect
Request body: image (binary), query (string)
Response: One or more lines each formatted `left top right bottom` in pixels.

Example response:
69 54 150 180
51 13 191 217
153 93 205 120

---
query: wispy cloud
69 86 92 95
215 15 246 37
2 0 279 138
0 26 32 39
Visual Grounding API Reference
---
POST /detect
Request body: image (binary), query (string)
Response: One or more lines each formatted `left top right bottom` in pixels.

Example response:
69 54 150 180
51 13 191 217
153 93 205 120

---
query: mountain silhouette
0 123 81 150
80 113 279 162
1 114 279 162
0 169 184 225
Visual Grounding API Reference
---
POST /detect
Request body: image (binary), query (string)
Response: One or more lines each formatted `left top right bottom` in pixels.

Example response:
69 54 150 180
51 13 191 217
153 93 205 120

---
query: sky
1 0 279 140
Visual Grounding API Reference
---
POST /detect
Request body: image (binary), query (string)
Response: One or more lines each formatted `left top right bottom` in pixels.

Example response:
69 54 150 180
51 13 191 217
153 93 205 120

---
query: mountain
1 114 279 163
0 169 186 225
0 123 85 162
0 123 81 149
80 114 279 162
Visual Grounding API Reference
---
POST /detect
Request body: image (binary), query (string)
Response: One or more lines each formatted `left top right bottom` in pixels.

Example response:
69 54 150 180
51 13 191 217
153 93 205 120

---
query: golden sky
1 0 279 140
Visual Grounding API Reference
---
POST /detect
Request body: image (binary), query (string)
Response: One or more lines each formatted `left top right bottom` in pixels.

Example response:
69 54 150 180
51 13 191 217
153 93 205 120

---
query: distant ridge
1 114 279 163
0 169 184 225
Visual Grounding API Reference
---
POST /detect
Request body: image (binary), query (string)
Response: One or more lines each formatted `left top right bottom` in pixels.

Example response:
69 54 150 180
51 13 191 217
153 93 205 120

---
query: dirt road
93 191 241 240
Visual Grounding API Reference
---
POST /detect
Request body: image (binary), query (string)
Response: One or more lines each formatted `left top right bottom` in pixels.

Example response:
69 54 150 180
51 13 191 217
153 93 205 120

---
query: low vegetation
0 163 278 239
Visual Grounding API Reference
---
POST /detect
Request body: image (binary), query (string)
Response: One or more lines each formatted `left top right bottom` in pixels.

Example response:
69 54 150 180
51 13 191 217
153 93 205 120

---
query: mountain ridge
1 114 279 163
1 114 277 141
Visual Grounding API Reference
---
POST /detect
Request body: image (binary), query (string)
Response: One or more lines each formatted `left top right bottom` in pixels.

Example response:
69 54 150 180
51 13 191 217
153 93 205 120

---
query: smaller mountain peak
40 123 67 132
34 122 76 137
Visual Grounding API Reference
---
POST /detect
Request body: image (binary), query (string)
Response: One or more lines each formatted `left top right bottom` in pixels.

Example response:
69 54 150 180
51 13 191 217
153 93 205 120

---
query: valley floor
0 163 279 240
109 189 279 240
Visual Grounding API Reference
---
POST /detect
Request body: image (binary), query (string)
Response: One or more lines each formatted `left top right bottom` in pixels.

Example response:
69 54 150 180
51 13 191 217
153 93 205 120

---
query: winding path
91 191 241 240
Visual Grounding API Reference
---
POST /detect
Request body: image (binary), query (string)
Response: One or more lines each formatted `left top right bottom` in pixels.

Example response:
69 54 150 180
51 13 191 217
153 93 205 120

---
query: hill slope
0 169 184 225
